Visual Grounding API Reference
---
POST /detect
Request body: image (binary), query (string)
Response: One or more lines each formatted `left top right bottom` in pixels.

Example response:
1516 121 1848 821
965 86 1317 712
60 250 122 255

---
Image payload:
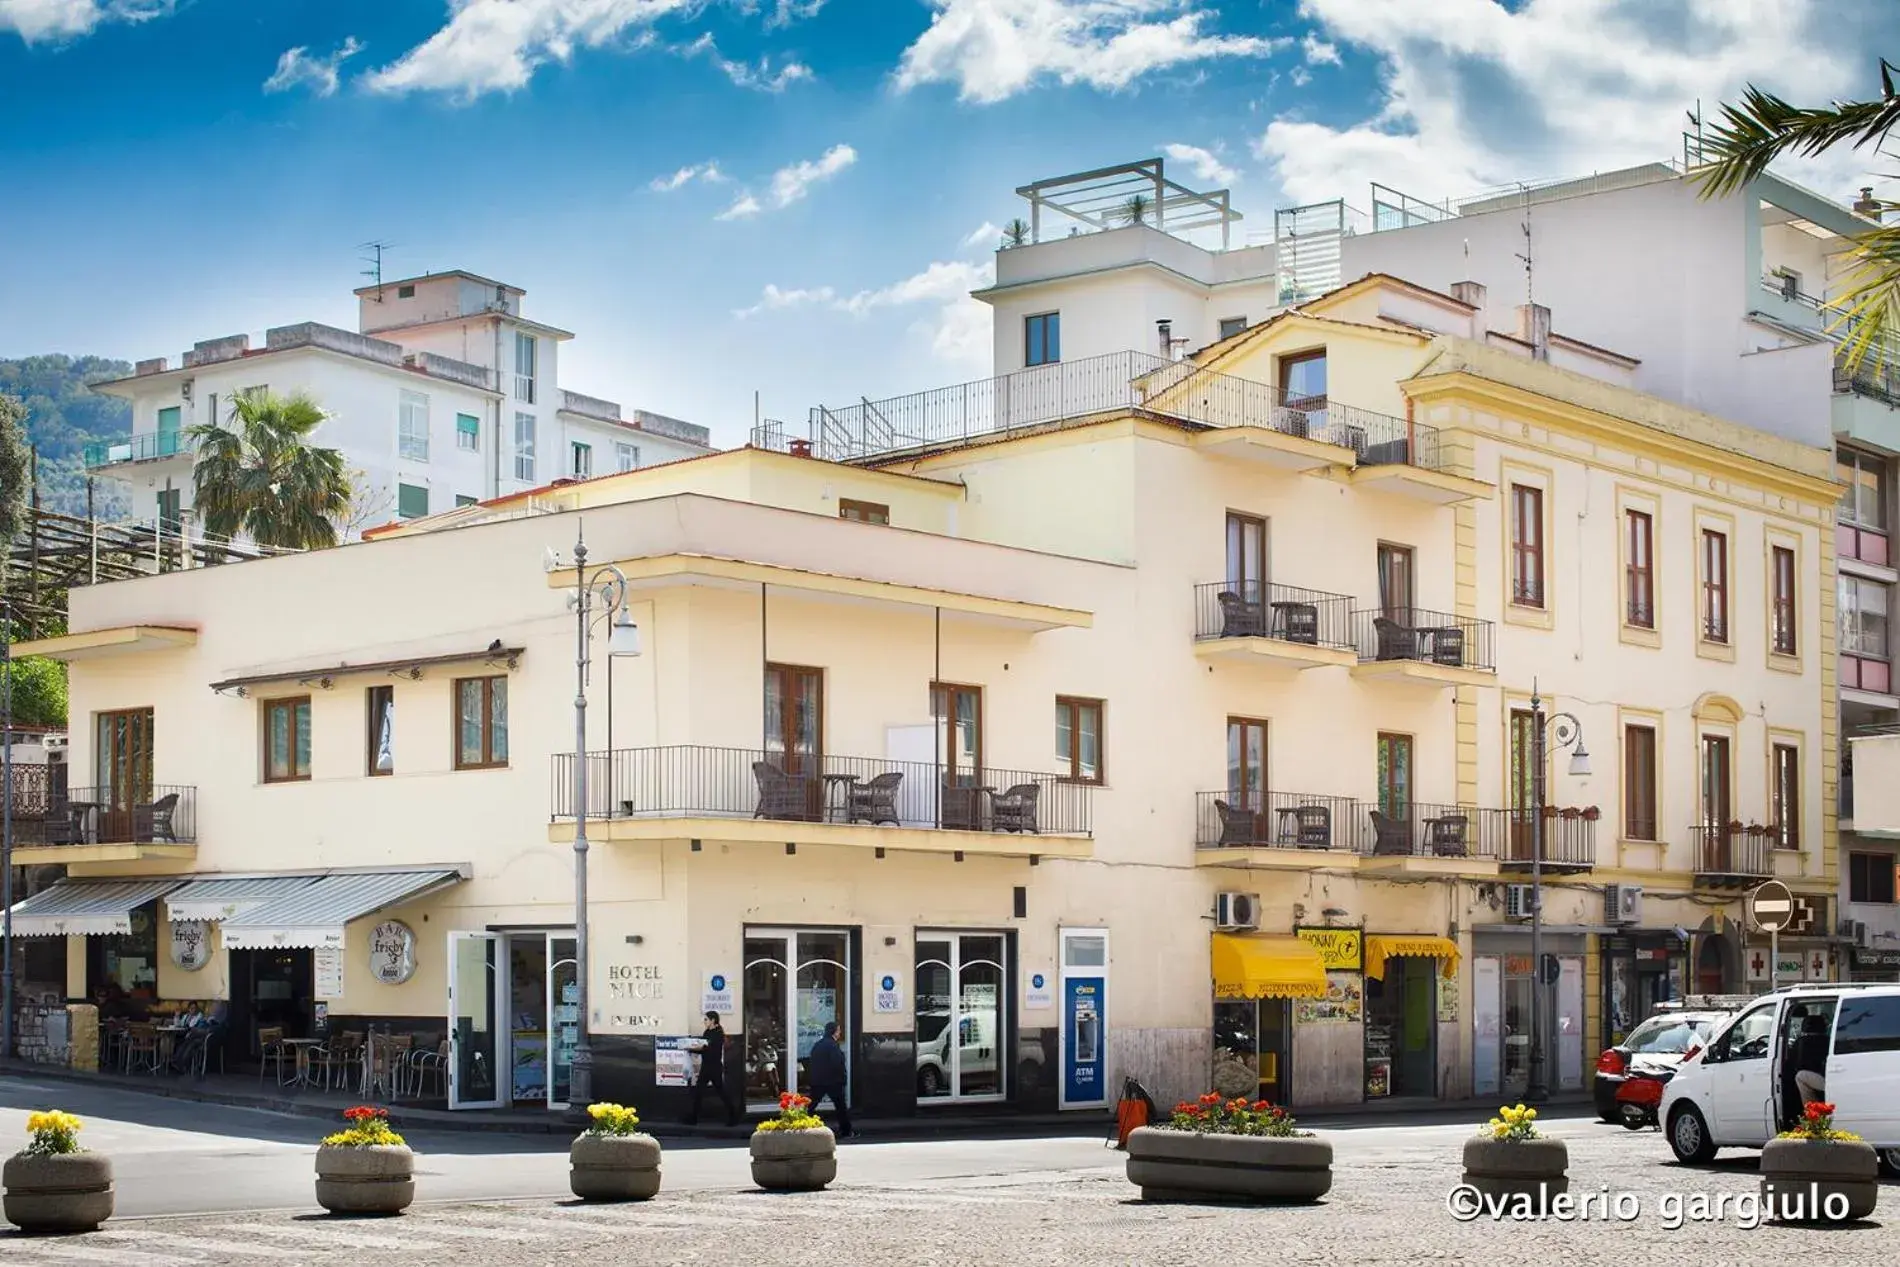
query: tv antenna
1513 184 1534 310
360 240 395 301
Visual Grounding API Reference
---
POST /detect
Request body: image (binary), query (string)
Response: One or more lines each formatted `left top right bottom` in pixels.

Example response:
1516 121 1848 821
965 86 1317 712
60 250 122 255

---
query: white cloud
650 161 725 191
264 38 365 98
894 0 1289 104
963 220 1003 248
762 0 823 28
1161 142 1236 186
364 0 694 98
717 144 855 221
1260 0 1881 207
734 282 837 318
734 259 995 368
1289 65 1309 87
716 192 764 221
679 32 812 92
1 0 172 45
1301 32 1339 65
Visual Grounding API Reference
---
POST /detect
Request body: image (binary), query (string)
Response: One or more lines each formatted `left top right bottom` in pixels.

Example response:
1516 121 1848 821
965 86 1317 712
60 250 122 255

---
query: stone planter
314 1144 415 1216
1461 1137 1569 1201
749 1127 837 1192
1760 1138 1879 1224
570 1133 662 1202
3 1153 114 1234
1124 1127 1332 1204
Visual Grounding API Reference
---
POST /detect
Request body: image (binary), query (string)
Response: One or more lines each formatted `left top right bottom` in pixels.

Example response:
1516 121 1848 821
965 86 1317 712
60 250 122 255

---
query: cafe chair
256 1026 290 1087
990 783 1041 833
132 792 181 843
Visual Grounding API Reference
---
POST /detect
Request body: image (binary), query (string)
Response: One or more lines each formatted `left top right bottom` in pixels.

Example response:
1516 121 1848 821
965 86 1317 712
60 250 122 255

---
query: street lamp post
1 623 13 1064
554 526 641 1122
1528 686 1589 1104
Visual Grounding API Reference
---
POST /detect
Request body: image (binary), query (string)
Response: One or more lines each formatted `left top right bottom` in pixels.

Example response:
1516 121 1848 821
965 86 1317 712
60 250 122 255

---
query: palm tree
1119 193 1153 226
189 390 351 550
1695 60 1900 368
1001 218 1030 248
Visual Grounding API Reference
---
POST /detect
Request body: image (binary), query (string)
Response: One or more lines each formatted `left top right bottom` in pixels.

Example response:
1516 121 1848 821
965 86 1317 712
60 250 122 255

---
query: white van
1661 982 1900 1172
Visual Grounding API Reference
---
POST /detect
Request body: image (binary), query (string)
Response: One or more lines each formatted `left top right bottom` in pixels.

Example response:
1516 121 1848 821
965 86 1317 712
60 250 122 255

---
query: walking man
687 1010 740 1127
808 1020 853 1138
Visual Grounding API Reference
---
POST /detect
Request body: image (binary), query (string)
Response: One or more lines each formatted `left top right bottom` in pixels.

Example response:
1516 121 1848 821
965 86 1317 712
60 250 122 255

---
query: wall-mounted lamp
883 936 897 947
624 934 644 946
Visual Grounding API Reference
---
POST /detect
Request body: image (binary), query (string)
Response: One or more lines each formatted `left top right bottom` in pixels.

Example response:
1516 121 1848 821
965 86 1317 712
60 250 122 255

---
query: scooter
1615 1059 1672 1130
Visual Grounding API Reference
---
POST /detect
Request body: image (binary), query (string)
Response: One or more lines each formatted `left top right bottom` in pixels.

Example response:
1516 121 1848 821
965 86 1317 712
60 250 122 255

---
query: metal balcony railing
551 745 1092 836
1691 825 1774 883
82 430 193 469
1350 607 1496 672
802 350 1442 470
1192 581 1356 650
1196 790 1366 850
1196 792 1596 866
19 785 196 847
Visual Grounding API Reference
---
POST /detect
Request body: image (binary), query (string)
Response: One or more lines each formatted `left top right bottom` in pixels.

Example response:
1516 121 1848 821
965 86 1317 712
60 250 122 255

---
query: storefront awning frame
1211 933 1328 1000
219 866 467 950
1364 934 1461 981
164 874 326 923
6 877 186 937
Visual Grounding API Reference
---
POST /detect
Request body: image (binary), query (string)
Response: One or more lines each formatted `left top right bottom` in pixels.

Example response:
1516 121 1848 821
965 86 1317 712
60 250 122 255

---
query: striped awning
6 877 185 937
220 868 464 950
164 874 324 923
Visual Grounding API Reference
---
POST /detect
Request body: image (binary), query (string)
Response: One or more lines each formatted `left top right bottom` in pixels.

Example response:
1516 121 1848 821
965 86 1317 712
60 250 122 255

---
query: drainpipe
493 315 505 499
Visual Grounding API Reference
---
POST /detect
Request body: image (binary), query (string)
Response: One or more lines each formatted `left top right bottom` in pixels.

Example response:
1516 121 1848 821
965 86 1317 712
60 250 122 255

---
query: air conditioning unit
1504 884 1535 920
1215 892 1261 931
1605 884 1643 925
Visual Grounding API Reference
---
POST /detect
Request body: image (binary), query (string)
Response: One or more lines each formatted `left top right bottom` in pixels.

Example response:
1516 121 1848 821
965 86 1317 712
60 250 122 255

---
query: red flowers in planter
343 1106 388 1124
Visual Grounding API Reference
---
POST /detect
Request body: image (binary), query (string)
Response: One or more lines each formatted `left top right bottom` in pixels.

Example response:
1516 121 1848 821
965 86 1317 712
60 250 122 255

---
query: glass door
1501 969 1532 1101
744 928 853 1110
914 932 1009 1103
95 707 155 843
765 663 824 820
1377 543 1414 623
549 936 577 1109
448 931 501 1110
1226 512 1266 604
1227 717 1268 823
1507 708 1537 862
932 683 984 829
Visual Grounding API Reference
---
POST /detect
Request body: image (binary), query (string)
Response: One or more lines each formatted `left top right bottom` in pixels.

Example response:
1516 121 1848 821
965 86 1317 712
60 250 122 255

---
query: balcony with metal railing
11 783 198 864
82 430 194 470
1191 580 1357 669
550 746 1093 859
1690 824 1776 886
1194 792 1596 869
1348 607 1496 688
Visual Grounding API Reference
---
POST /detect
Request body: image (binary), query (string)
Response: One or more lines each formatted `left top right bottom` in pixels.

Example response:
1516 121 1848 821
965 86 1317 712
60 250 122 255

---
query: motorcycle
1615 1059 1672 1130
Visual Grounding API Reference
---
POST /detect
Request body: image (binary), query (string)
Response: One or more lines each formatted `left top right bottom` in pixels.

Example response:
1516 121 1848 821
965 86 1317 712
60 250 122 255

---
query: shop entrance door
1213 999 1289 1104
498 933 579 1110
1501 962 1533 1101
742 928 852 1110
448 932 501 1110
914 932 1009 1103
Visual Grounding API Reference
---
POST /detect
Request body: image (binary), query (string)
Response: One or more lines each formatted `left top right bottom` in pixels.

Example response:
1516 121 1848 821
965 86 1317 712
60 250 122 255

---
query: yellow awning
1365 934 1461 981
1211 934 1328 1000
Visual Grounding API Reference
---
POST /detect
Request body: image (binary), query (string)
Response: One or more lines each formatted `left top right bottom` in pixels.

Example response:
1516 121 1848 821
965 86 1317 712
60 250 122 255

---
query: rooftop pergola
1014 158 1242 249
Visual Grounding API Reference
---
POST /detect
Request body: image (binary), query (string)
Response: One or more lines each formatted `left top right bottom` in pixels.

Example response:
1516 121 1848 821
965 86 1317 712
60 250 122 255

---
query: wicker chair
1373 617 1417 661
990 783 1041 833
1213 798 1259 847
1216 591 1267 638
1429 626 1466 667
849 771 905 825
751 761 810 821
1427 814 1469 857
131 792 180 843
1292 805 1332 848
41 800 84 846
1368 810 1414 856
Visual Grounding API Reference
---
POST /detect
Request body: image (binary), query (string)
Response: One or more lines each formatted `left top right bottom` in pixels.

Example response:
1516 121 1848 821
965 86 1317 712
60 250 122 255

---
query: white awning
220 868 465 950
6 878 185 937
164 875 325 923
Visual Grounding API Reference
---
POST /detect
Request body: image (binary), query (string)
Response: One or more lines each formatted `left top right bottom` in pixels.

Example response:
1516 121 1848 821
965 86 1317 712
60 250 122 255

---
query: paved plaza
0 1081 1897 1265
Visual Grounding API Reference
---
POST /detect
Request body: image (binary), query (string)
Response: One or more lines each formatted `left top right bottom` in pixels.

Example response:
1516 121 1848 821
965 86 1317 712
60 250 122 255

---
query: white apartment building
978 154 1892 977
87 271 713 536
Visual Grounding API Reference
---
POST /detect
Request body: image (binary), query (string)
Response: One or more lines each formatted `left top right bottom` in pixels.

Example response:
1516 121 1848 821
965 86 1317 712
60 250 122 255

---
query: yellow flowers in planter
22 1110 83 1156
1485 1104 1540 1142
584 1103 644 1137
321 1106 406 1148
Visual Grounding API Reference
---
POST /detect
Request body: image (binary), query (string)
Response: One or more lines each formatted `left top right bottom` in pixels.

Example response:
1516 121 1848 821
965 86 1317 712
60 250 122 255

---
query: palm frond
1830 210 1900 372
1694 64 1900 199
188 388 350 549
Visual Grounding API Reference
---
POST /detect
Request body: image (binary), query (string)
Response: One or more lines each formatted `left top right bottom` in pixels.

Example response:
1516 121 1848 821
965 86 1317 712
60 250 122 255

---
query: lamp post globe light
551 525 641 1122
1528 685 1589 1104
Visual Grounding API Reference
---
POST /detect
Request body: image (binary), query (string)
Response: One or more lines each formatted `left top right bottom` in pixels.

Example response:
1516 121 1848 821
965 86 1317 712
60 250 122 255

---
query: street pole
568 530 594 1123
1528 689 1548 1104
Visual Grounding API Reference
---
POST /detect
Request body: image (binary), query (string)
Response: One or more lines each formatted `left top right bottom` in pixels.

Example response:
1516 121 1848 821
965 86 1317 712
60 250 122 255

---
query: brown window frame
1055 696 1104 784
1849 851 1898 905
1510 484 1545 608
367 685 394 777
1624 724 1657 841
1226 511 1267 599
839 499 890 525
1772 545 1797 656
1227 716 1270 806
1376 542 1415 621
1277 348 1328 410
1625 509 1654 628
453 675 509 770
262 695 312 784
1701 733 1732 826
1375 731 1413 818
1772 743 1800 849
1701 529 1729 643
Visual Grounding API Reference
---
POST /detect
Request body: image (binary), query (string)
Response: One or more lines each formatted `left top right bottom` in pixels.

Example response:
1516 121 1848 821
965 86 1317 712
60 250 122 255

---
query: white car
1662 982 1900 1173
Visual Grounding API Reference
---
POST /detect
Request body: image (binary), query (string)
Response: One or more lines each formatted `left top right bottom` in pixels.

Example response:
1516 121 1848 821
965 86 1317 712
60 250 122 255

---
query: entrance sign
369 920 417 985
701 971 735 1015
874 973 903 1013
1025 971 1053 1010
313 946 345 1000
655 1036 696 1087
170 919 211 971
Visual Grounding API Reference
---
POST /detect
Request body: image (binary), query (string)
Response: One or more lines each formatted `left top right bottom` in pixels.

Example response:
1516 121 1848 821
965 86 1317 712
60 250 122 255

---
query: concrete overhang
551 817 1092 861
14 626 198 661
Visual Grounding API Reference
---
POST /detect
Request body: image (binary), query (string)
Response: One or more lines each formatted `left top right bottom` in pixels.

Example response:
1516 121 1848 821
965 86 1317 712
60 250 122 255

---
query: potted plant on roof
570 1103 661 1202
1462 1104 1566 1201
1761 1102 1878 1224
315 1106 413 1215
3 1110 112 1234
749 1092 836 1192
1125 1093 1331 1204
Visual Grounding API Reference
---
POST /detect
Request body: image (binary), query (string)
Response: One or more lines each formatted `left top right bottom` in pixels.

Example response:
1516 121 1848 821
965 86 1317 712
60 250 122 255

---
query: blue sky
3 0 1897 446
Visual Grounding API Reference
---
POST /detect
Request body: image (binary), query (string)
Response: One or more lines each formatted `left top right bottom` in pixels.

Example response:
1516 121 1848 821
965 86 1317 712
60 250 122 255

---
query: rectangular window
1832 996 1900 1055
1701 734 1732 826
1772 545 1798 655
156 487 181 534
1055 696 1103 783
572 442 592 478
1840 449 1887 531
1024 312 1061 366
1226 512 1267 598
366 685 394 776
456 412 480 452
1772 743 1800 849
262 696 311 783
1849 852 1898 904
1625 510 1653 628
1508 709 1537 810
839 499 890 525
399 389 429 461
1377 542 1414 620
1841 575 1892 659
156 405 182 456
238 385 268 403
1624 725 1657 840
615 442 638 473
1218 316 1248 340
455 494 478 508
397 283 415 299
397 483 429 519
514 332 537 403
1510 484 1545 607
1227 718 1268 806
514 412 536 482
1279 350 1328 410
1701 529 1729 643
1376 732 1412 817
454 676 509 769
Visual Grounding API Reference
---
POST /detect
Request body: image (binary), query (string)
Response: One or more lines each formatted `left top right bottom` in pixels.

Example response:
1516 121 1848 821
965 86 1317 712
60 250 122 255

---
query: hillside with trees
0 355 132 519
